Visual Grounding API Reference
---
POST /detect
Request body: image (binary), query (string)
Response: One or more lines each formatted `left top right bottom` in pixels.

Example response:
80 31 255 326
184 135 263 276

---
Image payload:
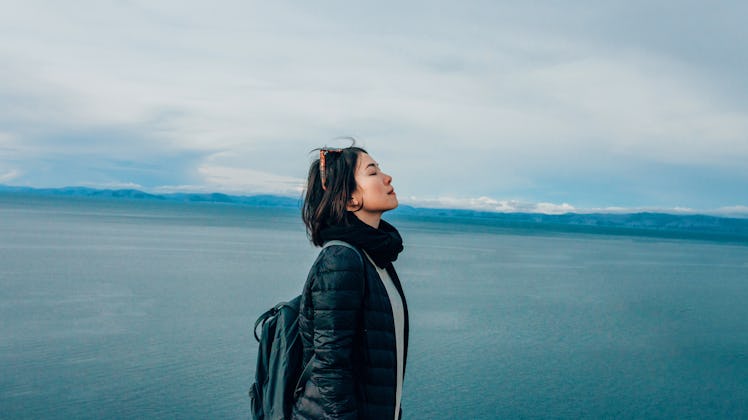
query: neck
353 211 381 229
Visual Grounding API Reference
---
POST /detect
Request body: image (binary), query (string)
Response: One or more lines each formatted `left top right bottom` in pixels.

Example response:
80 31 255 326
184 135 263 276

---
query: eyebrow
365 162 379 170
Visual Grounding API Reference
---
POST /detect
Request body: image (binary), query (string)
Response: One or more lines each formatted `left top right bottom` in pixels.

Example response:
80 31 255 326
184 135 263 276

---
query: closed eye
365 162 379 176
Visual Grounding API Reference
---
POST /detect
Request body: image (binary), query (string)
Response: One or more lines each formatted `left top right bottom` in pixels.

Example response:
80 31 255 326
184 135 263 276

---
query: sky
1 1 747 216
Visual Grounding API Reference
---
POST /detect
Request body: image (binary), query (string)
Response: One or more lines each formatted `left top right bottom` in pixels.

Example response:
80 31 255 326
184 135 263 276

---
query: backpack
249 240 363 420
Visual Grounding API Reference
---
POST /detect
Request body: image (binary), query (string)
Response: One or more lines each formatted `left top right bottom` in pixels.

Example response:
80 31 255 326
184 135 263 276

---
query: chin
381 202 398 213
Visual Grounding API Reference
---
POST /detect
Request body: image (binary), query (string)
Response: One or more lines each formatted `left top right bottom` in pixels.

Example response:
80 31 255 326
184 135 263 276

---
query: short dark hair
302 145 367 246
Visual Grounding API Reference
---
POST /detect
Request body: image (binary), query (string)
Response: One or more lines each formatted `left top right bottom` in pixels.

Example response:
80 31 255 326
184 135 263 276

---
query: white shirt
364 251 404 420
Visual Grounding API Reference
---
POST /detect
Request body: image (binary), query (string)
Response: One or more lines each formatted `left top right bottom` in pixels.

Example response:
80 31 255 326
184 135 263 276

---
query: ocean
1 194 747 419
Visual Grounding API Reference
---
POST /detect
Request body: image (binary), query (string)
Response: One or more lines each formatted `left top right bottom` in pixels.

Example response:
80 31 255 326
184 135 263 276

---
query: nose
384 173 392 184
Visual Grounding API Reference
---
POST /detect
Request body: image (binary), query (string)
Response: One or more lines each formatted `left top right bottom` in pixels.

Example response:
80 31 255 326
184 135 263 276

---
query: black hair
302 145 367 246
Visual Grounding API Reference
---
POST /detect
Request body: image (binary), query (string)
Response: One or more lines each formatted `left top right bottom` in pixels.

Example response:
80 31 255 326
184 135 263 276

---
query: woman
293 145 408 420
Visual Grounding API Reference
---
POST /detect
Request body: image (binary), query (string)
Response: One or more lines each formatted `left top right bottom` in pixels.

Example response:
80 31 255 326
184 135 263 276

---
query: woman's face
351 152 398 218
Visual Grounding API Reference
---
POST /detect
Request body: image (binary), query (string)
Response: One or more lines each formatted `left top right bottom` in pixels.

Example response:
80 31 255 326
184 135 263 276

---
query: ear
346 193 361 211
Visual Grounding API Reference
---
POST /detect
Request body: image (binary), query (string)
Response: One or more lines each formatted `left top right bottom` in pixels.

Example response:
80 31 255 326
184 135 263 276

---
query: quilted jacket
292 244 409 419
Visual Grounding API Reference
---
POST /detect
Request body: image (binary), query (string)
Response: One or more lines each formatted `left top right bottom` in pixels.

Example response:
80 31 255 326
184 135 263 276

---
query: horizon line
2 183 748 220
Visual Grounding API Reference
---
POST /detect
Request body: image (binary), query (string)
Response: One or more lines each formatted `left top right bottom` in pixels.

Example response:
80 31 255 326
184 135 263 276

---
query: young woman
293 146 408 420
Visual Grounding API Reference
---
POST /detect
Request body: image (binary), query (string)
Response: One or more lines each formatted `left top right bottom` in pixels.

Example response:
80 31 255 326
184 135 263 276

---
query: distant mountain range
0 185 301 207
2 185 747 242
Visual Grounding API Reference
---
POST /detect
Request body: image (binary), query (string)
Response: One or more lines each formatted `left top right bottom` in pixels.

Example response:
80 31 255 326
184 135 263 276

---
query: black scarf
319 212 404 268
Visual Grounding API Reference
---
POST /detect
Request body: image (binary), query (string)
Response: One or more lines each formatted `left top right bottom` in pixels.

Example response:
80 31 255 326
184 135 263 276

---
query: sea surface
1 194 747 419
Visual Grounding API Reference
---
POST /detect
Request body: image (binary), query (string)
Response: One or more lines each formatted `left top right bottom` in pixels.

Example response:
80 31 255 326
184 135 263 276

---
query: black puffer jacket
292 243 409 419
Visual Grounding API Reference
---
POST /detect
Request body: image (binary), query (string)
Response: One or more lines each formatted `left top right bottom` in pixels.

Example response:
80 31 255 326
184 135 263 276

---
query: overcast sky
1 1 747 215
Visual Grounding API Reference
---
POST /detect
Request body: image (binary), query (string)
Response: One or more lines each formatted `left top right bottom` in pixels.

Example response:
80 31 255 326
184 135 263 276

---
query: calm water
1 194 747 419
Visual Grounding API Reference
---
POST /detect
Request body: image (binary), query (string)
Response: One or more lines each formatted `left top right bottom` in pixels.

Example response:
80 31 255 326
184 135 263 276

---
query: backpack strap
322 240 362 264
320 239 366 301
293 240 366 399
253 301 290 342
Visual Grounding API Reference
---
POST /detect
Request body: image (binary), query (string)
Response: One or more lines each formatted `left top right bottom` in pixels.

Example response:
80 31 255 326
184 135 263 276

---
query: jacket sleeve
307 246 364 419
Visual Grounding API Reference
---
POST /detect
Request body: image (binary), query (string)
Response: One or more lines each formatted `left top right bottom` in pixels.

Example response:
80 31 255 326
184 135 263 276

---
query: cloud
404 196 576 214
1 1 747 208
0 170 21 183
709 206 748 218
534 202 576 215
512 51 748 165
197 165 305 196
151 184 213 194
404 195 748 218
79 181 145 190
